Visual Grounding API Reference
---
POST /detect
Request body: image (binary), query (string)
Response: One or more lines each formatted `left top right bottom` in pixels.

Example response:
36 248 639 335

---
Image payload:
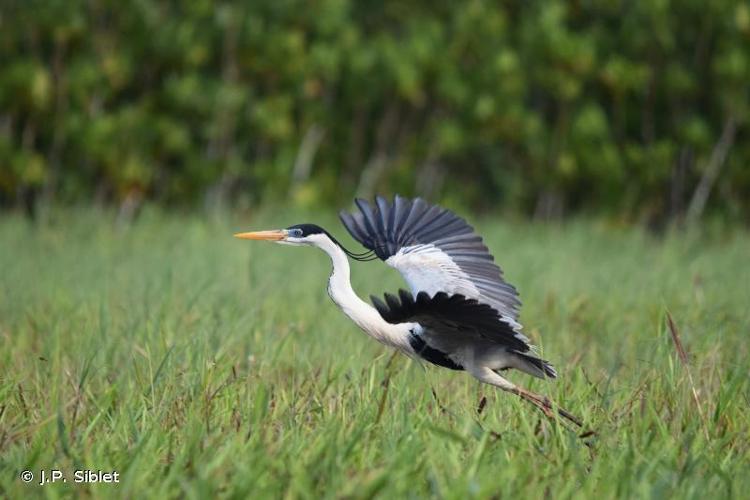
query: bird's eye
288 228 303 238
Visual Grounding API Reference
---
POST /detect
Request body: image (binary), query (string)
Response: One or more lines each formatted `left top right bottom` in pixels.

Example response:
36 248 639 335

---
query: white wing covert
339 195 525 336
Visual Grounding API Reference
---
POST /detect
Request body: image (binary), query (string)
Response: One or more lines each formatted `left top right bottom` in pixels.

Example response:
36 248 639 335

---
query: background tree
0 0 747 223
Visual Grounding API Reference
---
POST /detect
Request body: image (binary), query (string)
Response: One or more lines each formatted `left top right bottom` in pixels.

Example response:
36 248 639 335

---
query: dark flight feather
372 290 530 353
340 195 522 320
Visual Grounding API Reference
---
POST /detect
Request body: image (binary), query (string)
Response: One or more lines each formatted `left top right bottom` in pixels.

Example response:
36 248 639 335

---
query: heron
235 195 581 426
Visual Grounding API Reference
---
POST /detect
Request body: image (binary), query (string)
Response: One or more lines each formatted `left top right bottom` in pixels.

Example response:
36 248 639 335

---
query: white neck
309 234 413 351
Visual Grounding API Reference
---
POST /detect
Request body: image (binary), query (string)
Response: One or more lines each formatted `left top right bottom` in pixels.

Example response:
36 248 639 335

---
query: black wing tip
374 290 530 352
370 294 385 308
370 295 390 319
384 292 401 311
380 289 508 327
398 288 413 305
372 289 413 324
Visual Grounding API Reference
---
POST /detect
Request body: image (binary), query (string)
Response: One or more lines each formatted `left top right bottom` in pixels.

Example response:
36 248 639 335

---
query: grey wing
370 290 555 378
340 195 523 331
372 289 530 352
372 290 555 377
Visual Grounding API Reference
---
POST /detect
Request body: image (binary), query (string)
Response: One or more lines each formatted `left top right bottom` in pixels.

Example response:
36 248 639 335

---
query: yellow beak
233 229 288 241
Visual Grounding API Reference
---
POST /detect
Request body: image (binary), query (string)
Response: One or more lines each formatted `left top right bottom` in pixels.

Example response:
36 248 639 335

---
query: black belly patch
409 333 464 371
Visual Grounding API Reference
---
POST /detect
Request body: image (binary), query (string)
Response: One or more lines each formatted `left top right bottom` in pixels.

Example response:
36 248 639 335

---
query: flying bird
235 195 581 426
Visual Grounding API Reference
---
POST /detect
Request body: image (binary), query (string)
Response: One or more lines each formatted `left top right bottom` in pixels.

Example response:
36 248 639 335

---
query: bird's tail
512 351 557 379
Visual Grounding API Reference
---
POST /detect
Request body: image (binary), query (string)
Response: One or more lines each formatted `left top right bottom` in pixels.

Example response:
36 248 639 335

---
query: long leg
469 366 583 428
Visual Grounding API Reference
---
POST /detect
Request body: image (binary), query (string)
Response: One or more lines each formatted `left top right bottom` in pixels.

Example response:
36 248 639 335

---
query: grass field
1 208 749 498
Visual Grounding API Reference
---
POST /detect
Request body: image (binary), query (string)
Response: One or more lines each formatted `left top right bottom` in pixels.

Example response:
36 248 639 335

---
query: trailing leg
469 366 583 428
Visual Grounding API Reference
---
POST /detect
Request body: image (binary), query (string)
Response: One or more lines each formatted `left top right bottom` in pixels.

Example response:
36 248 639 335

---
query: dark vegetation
1 1 748 224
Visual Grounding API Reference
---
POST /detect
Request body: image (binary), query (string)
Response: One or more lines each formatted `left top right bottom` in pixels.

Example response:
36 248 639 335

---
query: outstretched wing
339 195 522 328
370 290 555 378
372 289 529 352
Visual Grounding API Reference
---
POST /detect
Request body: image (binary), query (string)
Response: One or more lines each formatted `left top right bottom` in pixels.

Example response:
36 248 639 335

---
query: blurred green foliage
0 0 748 221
